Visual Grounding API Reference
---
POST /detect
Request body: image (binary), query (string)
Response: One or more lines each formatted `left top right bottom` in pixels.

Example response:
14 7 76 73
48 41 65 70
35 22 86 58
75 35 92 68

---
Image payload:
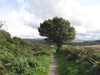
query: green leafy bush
0 30 11 41
60 46 82 61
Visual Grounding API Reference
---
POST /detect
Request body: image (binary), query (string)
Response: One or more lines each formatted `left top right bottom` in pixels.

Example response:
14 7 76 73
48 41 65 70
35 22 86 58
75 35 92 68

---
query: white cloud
16 0 24 3
4 9 43 39
0 0 8 2
1 0 100 40
25 0 100 40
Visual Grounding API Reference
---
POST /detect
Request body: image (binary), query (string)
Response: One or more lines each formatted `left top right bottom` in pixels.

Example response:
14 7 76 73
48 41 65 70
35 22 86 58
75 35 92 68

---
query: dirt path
49 54 59 75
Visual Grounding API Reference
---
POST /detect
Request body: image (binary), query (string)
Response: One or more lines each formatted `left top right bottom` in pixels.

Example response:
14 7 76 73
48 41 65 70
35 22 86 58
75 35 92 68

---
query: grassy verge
0 40 53 75
55 53 96 75
0 29 54 75
33 51 52 75
1 50 52 75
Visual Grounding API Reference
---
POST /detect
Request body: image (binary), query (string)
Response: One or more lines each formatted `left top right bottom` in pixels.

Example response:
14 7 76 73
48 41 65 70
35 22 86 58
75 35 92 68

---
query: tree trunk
56 45 61 53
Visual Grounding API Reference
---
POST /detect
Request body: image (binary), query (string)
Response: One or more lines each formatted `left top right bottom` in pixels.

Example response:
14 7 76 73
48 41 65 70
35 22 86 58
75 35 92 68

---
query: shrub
4 56 38 75
12 37 33 47
0 30 11 41
89 57 100 75
60 46 99 62
60 46 82 61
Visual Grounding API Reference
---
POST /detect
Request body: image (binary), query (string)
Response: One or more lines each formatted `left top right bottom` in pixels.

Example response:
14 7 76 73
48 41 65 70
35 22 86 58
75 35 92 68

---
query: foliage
55 53 99 75
32 51 51 75
0 30 52 75
0 30 11 41
55 45 100 75
12 37 32 46
0 40 52 75
38 17 76 52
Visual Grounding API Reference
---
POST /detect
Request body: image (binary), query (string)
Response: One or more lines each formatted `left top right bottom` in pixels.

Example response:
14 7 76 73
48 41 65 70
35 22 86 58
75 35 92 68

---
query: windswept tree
38 17 76 52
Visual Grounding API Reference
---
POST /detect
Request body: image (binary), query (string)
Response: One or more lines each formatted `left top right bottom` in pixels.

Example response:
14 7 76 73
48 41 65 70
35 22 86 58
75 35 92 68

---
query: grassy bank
0 39 52 75
33 52 51 75
55 46 100 75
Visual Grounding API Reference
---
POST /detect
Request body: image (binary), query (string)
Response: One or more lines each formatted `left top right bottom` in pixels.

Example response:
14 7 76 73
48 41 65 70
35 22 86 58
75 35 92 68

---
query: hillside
0 30 53 75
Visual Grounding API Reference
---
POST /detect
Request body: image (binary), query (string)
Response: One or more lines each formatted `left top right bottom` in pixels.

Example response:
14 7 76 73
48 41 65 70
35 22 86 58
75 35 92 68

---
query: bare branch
0 20 5 28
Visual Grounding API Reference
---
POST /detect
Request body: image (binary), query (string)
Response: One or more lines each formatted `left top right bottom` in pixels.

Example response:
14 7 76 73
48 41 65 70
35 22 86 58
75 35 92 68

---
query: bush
89 57 100 75
0 30 11 41
3 56 38 75
60 46 99 62
55 50 100 75
12 37 33 47
60 46 82 61
56 45 100 75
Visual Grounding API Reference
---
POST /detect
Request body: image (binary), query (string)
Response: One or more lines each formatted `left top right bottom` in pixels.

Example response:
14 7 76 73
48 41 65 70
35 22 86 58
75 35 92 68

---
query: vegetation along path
49 54 59 75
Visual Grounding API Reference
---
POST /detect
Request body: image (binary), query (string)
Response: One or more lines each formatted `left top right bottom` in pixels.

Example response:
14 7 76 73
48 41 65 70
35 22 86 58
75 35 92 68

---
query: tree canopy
38 17 76 52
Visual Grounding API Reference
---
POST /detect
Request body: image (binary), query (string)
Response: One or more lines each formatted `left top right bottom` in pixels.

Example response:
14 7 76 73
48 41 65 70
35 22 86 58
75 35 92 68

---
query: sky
0 0 100 40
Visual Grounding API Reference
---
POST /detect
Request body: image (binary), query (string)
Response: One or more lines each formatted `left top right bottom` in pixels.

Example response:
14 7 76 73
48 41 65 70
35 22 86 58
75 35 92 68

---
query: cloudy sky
0 0 100 40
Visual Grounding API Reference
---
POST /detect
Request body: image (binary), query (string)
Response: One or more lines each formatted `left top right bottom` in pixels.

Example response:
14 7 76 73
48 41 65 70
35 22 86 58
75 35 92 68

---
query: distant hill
94 40 100 43
22 38 43 42
72 40 85 42
22 39 100 45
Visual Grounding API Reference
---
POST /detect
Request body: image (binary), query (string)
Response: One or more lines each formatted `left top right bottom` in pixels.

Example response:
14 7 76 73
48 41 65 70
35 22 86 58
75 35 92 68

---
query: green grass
0 29 54 75
1 51 52 75
33 51 52 75
0 39 52 75
55 53 96 75
2 29 100 75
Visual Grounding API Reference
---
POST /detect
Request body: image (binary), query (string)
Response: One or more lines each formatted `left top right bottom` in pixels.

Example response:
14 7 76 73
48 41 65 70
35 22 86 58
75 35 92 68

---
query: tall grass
55 46 100 75
0 39 52 75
